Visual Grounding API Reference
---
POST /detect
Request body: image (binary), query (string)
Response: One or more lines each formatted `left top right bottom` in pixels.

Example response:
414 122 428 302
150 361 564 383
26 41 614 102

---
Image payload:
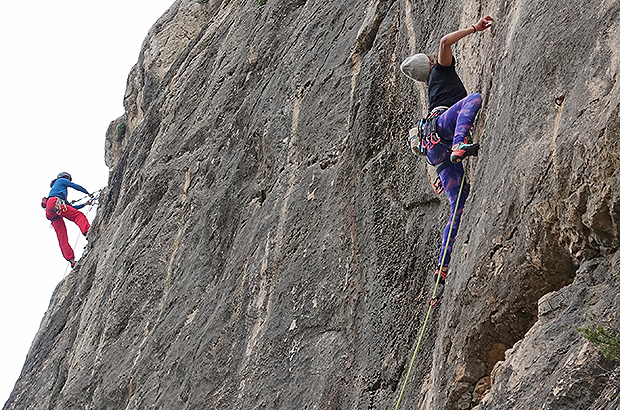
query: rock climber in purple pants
400 15 493 293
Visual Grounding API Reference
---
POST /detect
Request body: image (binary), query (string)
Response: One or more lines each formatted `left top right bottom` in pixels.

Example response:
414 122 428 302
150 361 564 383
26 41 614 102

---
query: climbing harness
393 157 470 410
409 106 455 195
409 106 450 156
41 197 67 221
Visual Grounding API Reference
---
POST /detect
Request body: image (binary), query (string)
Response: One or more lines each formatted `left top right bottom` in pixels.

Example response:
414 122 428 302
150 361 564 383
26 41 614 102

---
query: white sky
0 1 175 405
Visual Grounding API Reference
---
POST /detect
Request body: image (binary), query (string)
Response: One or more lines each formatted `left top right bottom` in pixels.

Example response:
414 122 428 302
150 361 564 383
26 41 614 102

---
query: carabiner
432 176 444 195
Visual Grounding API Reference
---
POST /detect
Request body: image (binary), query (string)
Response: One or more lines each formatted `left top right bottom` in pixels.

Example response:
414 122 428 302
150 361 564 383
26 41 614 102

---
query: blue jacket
48 178 89 209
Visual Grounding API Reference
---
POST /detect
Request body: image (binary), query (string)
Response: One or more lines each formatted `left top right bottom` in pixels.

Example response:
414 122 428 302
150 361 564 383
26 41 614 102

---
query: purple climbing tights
436 163 468 269
437 93 482 147
425 93 481 271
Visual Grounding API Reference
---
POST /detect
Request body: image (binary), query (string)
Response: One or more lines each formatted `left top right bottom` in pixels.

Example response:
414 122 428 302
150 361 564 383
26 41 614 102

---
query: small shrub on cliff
258 0 266 7
577 310 620 362
116 122 127 141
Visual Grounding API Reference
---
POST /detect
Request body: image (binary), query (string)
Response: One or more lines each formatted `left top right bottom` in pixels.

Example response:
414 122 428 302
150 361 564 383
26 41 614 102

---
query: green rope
393 158 469 410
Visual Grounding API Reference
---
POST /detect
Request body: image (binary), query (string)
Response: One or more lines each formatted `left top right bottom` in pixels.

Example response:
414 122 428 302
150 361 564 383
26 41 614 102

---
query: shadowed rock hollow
6 0 620 409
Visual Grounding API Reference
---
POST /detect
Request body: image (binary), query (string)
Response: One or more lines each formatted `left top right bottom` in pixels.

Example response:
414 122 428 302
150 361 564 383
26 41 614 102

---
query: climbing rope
70 188 103 207
393 158 470 410
61 188 103 277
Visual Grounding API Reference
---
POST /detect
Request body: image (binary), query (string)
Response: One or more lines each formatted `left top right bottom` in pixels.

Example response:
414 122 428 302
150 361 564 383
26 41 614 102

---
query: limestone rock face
6 0 620 409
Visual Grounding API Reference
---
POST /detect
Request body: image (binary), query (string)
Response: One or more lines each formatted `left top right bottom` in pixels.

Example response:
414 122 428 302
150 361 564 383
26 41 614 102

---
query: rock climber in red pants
42 172 93 268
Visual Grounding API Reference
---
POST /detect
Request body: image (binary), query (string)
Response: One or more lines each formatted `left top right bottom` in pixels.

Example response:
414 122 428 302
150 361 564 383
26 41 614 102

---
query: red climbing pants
45 197 90 262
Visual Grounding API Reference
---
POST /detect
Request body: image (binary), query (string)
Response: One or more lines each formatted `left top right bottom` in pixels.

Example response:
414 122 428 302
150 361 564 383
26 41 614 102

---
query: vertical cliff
6 0 620 409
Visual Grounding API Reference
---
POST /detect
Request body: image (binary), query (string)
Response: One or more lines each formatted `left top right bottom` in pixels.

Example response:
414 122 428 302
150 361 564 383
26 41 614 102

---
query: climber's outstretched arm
437 16 493 67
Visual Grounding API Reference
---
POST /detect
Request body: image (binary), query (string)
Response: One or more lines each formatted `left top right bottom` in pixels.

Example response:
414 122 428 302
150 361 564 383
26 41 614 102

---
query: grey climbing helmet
57 172 72 181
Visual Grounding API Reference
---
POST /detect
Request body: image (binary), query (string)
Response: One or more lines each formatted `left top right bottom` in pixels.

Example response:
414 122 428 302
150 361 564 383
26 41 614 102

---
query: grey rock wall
6 0 620 409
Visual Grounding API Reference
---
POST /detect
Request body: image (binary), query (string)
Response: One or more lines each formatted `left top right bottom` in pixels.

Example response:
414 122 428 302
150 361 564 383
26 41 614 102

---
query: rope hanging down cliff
393 158 470 410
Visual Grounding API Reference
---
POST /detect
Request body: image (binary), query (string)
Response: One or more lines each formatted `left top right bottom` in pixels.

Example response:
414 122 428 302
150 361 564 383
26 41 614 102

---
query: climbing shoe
432 283 444 303
70 260 76 268
450 142 479 163
433 268 447 286
430 268 447 304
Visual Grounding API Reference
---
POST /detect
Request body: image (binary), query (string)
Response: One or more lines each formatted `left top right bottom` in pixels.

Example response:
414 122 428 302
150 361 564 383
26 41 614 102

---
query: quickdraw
432 177 444 195
70 188 103 207
419 114 442 150
432 159 455 194
53 198 67 215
